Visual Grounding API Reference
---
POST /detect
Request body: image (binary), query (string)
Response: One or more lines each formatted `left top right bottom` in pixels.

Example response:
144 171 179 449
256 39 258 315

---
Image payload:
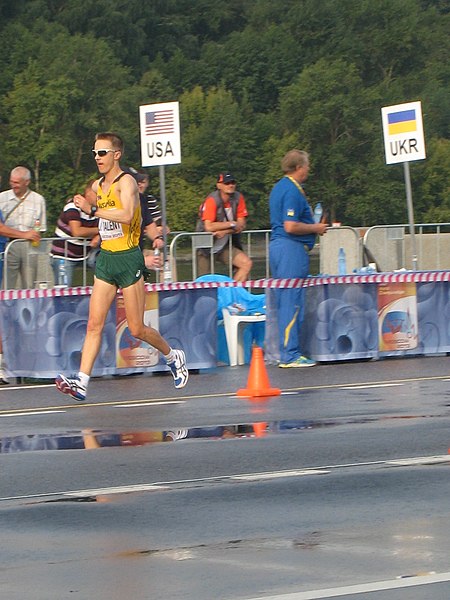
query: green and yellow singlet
97 173 141 252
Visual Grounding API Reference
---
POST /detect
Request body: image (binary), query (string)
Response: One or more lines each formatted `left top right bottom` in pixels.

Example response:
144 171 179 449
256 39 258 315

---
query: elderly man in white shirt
0 166 47 289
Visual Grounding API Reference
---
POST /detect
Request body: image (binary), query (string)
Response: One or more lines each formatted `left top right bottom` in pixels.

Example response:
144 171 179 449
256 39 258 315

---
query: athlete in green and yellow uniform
55 132 188 401
95 171 144 288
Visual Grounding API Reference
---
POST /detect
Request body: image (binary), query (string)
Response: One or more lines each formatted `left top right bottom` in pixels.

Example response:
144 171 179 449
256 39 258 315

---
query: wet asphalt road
1 355 450 600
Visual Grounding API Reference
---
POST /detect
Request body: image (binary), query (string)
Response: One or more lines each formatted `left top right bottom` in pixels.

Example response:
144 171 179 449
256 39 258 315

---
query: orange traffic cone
252 422 268 437
237 346 281 398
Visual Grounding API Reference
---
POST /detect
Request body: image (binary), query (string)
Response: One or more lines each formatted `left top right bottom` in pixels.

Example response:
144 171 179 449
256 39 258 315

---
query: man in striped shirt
50 180 100 286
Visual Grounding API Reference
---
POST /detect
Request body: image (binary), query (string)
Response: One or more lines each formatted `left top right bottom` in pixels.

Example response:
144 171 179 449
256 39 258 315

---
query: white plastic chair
222 307 266 366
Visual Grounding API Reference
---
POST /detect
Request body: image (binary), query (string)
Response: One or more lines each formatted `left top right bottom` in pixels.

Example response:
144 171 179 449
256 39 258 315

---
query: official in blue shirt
269 149 328 367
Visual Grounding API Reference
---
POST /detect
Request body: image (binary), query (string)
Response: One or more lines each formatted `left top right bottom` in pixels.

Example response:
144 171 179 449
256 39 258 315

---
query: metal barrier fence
2 237 93 289
168 229 272 282
320 223 450 275
1 230 272 288
3 224 450 289
363 223 450 271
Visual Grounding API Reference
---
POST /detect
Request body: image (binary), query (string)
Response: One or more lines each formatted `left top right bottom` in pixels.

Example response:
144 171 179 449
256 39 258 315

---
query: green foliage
163 174 203 232
0 0 448 236
416 138 450 221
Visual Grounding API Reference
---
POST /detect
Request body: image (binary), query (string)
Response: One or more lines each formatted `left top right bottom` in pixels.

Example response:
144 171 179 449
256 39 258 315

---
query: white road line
231 470 328 481
113 400 185 408
65 484 169 496
247 571 450 599
386 455 450 466
342 383 405 390
0 384 55 391
1 454 449 503
0 410 65 418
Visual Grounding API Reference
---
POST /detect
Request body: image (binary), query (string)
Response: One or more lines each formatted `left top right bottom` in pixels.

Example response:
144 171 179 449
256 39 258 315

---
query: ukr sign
139 101 181 167
381 101 426 165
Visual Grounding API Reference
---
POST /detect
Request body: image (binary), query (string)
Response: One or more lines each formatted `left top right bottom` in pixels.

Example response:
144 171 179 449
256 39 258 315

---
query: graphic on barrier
116 292 160 368
0 287 217 378
300 284 379 362
378 282 418 351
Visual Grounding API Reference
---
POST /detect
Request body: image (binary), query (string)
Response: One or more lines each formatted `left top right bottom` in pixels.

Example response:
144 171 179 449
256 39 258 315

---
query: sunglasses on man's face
91 149 115 158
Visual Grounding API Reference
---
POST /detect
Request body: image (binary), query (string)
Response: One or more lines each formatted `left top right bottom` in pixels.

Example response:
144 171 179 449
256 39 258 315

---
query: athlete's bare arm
77 174 138 224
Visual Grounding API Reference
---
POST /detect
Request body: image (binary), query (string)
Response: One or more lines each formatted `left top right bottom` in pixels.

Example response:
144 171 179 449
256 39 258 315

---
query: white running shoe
0 367 9 385
168 349 189 389
55 374 87 401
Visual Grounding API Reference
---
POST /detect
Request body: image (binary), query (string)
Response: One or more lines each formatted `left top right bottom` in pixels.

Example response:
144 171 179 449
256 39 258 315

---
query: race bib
99 218 124 240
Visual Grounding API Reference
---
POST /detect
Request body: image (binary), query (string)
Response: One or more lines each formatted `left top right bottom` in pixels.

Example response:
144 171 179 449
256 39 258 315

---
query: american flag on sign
145 110 175 135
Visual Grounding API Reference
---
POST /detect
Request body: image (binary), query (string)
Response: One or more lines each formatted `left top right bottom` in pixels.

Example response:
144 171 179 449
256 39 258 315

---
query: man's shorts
95 246 145 288
197 245 242 276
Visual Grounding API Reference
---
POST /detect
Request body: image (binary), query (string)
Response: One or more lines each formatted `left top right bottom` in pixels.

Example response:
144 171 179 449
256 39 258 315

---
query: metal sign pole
159 165 171 282
139 101 181 283
403 161 418 271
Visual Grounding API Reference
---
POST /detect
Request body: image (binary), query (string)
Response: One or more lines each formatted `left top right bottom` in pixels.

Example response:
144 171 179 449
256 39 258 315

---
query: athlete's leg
79 277 118 375
56 276 117 400
121 277 171 354
122 277 188 388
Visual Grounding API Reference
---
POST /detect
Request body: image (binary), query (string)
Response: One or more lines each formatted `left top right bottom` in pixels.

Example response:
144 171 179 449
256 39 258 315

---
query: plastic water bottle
338 247 347 275
31 218 40 247
153 247 160 270
163 260 172 283
58 258 68 286
313 202 323 224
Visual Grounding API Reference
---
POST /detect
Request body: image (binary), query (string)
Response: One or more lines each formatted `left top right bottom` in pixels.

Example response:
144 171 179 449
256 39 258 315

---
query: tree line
0 0 449 233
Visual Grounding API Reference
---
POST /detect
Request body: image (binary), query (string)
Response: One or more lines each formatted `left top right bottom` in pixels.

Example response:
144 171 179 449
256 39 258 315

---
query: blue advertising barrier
264 272 450 363
1 272 449 378
0 285 217 378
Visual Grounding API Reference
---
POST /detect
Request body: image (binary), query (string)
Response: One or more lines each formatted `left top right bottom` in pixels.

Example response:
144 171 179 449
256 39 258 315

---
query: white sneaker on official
0 367 9 385
167 349 189 389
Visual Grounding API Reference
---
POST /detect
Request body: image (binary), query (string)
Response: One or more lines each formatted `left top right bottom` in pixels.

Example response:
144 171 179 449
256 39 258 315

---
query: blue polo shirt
269 176 315 248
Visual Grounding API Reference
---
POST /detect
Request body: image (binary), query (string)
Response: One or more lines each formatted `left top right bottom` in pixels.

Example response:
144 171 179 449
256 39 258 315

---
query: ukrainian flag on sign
388 109 417 135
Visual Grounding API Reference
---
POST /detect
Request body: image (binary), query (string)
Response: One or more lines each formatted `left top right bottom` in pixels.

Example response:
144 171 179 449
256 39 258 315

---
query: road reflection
1 411 434 453
0 417 388 453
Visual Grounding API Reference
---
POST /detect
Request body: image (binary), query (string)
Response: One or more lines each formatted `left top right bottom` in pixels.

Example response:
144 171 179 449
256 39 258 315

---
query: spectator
136 171 163 239
0 209 41 286
134 169 170 252
0 209 40 383
269 149 327 368
196 172 252 282
0 166 46 289
49 180 100 286
122 168 163 272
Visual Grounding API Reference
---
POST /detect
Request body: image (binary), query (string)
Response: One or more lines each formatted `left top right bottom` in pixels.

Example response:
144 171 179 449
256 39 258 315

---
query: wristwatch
90 205 97 217
230 222 237 230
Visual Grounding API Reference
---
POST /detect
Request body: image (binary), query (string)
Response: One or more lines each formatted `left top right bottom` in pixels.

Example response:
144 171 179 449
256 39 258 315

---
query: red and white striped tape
1 271 449 300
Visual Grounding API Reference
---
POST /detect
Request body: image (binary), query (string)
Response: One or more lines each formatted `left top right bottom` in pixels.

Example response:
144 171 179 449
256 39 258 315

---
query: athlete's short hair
95 132 124 153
